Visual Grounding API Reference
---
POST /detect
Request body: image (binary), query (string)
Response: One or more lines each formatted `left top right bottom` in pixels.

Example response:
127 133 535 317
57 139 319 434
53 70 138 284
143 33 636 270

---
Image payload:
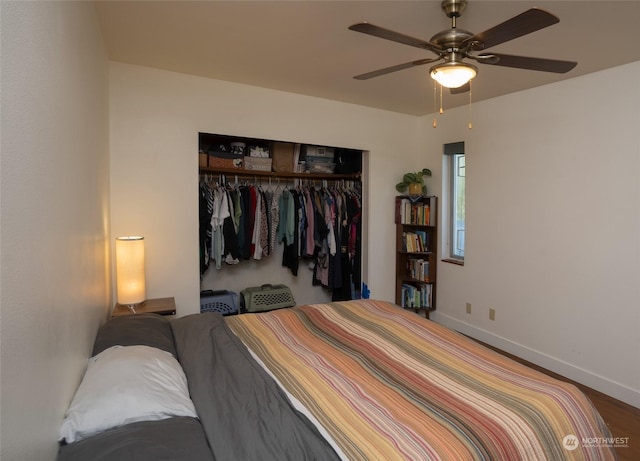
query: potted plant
395 168 432 195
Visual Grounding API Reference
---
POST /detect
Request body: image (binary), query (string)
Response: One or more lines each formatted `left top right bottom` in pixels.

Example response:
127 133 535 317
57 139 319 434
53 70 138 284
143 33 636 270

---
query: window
444 143 465 263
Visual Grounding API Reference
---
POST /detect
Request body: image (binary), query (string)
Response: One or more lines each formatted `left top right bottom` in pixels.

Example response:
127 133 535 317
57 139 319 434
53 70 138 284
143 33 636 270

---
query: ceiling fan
349 0 577 93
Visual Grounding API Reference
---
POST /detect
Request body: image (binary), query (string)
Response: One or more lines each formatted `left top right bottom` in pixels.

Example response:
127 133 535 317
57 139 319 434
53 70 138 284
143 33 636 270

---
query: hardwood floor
477 340 640 461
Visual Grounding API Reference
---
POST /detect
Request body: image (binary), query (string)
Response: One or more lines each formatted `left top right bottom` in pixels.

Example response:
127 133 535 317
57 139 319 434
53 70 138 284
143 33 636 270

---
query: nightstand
111 297 176 318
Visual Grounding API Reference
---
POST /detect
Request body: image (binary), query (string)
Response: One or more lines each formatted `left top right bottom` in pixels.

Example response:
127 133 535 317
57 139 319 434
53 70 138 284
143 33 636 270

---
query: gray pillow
92 314 177 358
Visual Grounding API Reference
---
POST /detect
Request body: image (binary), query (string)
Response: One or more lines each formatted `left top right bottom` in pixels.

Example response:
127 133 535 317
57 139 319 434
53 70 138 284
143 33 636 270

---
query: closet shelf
199 166 361 181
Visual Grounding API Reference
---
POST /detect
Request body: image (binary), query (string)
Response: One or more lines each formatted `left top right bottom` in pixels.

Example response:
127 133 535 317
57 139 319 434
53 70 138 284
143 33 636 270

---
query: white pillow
59 345 197 443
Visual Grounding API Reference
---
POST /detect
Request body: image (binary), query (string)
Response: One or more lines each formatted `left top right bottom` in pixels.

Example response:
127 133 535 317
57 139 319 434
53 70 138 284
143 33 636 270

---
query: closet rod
199 166 361 181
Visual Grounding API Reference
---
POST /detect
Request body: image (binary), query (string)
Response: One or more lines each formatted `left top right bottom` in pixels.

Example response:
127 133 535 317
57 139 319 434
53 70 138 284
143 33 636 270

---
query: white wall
109 63 422 315
423 62 640 407
0 2 110 460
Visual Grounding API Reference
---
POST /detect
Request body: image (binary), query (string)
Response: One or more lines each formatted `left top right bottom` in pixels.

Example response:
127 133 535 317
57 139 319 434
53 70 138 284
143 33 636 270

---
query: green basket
241 284 295 313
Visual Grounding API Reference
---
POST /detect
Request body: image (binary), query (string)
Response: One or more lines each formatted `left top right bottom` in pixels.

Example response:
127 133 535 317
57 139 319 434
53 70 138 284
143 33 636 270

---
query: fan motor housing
430 28 473 50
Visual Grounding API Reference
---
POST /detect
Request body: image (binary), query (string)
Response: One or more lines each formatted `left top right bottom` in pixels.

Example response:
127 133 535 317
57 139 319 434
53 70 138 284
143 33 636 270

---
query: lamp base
124 302 144 314
112 298 175 318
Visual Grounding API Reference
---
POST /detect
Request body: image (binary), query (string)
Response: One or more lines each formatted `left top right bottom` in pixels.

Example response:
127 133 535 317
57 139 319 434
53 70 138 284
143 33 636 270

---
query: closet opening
198 132 367 308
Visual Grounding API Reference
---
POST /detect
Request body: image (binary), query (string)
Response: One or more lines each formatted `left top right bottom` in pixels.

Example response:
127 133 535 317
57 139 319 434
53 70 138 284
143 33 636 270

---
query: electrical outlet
489 308 496 321
466 303 472 314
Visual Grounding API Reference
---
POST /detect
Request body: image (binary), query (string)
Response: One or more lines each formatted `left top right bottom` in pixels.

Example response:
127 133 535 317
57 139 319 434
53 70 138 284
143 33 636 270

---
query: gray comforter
57 417 215 461
171 312 340 461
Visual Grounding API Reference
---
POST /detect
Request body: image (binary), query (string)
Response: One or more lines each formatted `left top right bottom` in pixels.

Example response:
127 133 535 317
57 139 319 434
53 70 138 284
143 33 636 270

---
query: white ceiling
94 1 640 116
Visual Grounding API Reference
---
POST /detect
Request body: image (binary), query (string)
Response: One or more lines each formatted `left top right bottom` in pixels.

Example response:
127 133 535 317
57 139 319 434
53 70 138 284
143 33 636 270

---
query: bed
58 299 617 461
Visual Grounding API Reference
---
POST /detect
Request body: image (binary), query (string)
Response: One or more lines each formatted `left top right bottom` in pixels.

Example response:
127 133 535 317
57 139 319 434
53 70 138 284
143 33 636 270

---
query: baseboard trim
432 312 640 409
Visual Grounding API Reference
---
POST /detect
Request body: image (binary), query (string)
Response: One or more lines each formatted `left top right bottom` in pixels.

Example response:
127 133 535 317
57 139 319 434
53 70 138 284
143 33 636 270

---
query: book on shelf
402 231 429 253
406 258 430 282
396 196 437 226
400 283 433 309
415 230 428 250
399 199 431 225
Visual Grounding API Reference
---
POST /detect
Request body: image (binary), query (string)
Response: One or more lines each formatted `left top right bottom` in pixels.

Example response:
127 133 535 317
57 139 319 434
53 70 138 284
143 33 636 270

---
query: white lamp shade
430 62 477 88
116 236 145 305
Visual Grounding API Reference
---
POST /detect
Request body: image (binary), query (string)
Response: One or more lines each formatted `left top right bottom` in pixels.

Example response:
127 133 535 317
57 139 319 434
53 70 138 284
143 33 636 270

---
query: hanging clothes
199 174 362 299
259 188 270 258
211 187 230 269
199 178 214 278
279 189 299 276
332 186 362 301
222 188 240 264
267 189 279 256
303 188 315 257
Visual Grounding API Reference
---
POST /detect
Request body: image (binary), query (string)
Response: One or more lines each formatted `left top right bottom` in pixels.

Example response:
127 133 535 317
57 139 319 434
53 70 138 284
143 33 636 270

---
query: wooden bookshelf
395 196 437 319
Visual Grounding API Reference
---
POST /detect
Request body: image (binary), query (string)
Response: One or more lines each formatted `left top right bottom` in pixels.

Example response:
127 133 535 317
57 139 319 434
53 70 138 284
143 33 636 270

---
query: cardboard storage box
272 142 295 172
244 156 272 171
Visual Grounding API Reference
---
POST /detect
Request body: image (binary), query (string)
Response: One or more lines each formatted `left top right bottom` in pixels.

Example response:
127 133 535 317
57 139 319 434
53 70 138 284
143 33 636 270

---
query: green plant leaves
403 173 418 184
397 168 431 194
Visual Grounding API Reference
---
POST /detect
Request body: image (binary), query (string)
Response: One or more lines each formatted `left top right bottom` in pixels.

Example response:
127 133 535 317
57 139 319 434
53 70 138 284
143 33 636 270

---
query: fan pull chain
468 80 473 130
439 83 444 114
432 81 438 128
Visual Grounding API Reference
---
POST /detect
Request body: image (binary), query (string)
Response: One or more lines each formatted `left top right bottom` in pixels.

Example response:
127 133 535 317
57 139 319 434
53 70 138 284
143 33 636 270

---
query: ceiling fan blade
479 53 577 73
463 8 559 51
353 58 440 80
450 82 471 94
349 23 441 53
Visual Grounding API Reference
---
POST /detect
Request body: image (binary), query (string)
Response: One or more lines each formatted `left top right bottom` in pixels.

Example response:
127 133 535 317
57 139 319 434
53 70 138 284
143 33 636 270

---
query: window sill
442 258 464 266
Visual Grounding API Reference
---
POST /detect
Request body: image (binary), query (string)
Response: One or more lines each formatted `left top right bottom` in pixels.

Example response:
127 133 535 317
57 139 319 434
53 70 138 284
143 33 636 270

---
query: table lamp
115 236 145 313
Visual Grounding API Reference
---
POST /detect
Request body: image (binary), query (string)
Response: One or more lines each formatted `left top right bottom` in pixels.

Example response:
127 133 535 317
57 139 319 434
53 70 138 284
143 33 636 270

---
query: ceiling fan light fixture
430 62 477 88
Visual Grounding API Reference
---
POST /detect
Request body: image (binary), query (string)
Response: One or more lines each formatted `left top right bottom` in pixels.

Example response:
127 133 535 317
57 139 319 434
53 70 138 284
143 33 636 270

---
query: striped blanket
226 299 616 461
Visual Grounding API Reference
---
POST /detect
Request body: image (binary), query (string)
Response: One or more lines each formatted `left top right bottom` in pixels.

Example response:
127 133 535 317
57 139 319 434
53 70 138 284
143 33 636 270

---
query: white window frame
443 143 465 264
